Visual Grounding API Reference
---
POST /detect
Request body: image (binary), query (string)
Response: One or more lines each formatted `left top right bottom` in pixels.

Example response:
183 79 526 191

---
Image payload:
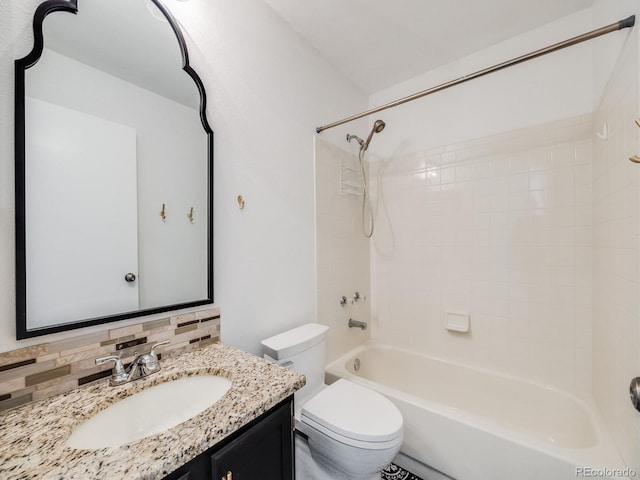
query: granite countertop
0 343 305 480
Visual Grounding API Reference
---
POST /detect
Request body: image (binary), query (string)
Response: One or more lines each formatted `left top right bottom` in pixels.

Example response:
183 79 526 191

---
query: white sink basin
66 375 231 449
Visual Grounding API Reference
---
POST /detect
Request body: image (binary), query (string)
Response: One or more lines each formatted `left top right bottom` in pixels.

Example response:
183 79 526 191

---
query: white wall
592 0 640 102
166 1 367 354
0 0 367 354
368 9 597 159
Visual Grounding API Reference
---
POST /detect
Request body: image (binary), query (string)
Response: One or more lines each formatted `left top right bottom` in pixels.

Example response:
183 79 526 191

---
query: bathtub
325 343 629 480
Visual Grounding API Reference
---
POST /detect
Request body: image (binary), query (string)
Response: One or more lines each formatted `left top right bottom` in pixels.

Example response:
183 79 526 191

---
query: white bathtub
325 343 629 480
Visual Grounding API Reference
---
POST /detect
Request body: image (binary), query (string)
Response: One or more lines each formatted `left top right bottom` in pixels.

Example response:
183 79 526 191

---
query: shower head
373 119 386 133
363 119 386 151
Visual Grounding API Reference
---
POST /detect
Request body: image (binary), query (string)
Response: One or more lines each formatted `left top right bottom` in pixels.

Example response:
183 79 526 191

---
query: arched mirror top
18 0 212 133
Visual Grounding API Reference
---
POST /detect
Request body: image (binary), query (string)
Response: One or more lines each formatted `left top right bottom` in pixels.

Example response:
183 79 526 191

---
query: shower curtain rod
315 15 636 134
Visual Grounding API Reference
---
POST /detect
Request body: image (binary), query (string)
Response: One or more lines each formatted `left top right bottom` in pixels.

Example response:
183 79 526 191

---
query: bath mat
382 462 423 480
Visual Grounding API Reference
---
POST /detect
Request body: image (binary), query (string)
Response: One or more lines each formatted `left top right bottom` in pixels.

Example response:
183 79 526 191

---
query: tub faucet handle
339 296 348 307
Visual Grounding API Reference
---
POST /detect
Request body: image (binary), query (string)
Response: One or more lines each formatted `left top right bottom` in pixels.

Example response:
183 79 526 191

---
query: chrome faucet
348 319 367 330
95 340 170 386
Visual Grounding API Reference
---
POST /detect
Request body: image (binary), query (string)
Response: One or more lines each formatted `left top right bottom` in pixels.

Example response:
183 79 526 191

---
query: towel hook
187 207 194 223
160 203 167 221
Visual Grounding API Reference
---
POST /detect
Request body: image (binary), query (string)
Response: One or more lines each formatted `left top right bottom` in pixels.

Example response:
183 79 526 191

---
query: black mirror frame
15 0 214 339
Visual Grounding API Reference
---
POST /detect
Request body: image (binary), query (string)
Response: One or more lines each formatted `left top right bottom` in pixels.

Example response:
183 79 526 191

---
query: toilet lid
301 379 403 444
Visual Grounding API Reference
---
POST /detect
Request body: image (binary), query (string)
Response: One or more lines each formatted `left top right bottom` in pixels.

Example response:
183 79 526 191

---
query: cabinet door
162 451 209 480
211 401 293 480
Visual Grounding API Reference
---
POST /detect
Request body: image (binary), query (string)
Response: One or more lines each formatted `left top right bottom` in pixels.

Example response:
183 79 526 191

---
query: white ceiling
263 0 594 94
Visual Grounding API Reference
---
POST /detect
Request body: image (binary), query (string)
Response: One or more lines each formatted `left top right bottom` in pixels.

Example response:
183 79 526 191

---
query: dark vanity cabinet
163 397 294 480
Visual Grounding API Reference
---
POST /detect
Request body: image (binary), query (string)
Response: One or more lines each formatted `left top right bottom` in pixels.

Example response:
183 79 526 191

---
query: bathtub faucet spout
348 319 367 330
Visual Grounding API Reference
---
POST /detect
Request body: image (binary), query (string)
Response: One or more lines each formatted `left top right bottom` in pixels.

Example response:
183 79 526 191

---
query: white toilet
261 323 403 480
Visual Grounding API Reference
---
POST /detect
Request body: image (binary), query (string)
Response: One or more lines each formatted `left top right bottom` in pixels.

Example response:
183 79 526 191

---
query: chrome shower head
363 119 386 151
373 119 386 133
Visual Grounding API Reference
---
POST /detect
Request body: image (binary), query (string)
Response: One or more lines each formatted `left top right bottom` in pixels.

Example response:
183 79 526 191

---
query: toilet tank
261 323 329 406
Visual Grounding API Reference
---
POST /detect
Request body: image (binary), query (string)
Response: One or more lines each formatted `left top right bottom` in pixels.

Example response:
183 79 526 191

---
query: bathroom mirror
15 0 213 339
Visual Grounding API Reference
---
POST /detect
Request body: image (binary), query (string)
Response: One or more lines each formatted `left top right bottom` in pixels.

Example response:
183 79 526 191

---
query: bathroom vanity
165 398 293 480
0 343 304 480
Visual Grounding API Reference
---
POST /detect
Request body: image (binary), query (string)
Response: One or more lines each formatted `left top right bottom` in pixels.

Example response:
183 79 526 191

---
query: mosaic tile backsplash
0 307 220 412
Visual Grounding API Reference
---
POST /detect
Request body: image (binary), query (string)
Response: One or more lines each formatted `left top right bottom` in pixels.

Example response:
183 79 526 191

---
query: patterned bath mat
382 462 423 480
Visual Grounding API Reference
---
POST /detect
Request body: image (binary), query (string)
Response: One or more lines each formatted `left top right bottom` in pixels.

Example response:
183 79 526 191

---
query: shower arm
315 15 635 133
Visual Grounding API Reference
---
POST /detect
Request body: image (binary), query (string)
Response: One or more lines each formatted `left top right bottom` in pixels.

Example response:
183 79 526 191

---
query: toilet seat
300 379 403 450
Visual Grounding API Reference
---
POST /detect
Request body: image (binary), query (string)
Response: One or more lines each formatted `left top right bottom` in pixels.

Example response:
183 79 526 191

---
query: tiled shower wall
592 28 640 470
370 115 594 392
315 137 371 363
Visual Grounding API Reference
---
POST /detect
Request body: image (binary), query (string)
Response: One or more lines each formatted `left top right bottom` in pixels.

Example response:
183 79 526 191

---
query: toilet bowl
261 323 403 480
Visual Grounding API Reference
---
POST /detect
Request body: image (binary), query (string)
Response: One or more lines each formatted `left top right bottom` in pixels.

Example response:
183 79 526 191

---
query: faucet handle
150 340 170 358
96 354 124 371
95 355 127 382
138 340 170 376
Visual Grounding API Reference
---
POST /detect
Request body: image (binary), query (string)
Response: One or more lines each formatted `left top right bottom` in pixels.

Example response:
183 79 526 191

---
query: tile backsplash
0 307 220 411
